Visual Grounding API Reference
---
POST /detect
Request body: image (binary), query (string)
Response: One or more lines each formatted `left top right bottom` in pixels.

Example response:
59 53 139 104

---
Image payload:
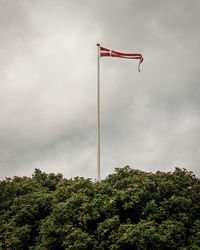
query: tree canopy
0 167 200 249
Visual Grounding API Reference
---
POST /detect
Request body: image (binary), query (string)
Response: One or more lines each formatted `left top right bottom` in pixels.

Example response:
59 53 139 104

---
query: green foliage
0 166 200 249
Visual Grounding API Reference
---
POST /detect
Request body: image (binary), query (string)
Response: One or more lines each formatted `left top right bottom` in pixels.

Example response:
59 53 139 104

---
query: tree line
0 166 200 249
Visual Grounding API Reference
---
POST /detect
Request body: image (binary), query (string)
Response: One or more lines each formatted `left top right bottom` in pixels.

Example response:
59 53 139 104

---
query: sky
0 0 200 180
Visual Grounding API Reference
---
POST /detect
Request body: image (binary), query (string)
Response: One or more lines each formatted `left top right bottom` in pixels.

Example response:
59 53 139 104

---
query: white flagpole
97 43 100 181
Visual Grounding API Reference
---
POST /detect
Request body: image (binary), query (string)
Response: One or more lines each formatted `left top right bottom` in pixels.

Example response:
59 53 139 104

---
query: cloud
0 0 200 179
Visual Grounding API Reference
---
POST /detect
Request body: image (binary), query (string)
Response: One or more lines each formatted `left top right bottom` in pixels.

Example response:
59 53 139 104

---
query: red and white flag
99 45 144 72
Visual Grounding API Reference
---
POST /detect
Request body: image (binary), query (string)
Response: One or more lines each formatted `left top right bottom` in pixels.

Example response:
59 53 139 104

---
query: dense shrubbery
0 167 200 249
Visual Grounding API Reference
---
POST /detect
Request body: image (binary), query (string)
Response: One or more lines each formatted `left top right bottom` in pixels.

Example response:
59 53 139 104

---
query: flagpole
97 43 100 181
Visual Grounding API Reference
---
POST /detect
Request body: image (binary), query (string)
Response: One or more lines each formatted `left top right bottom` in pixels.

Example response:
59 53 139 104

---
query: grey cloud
0 0 200 180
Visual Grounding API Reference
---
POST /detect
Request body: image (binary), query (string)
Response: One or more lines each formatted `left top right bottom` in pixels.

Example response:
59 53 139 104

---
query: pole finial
97 43 100 46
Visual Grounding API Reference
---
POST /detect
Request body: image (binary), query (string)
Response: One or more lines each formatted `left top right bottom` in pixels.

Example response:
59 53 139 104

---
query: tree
0 167 200 249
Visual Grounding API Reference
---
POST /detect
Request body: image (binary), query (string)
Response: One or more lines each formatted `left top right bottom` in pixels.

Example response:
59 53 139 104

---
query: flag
99 46 144 72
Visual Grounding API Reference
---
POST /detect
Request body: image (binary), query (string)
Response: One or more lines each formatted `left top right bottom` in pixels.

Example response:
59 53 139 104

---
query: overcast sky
0 0 200 180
